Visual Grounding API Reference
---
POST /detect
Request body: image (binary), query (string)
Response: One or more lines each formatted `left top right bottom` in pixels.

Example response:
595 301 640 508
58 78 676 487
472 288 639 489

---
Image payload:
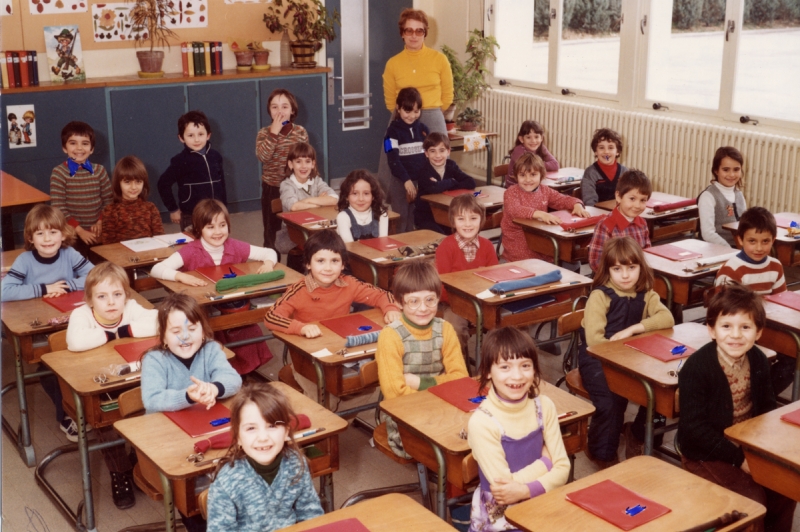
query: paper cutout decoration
44 26 86 82
91 1 208 43
2 0 12 15
6 105 36 150
31 0 86 15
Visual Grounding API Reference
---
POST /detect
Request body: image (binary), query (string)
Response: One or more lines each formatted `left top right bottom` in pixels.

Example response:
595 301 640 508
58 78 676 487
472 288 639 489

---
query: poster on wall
2 0 12 15
6 105 37 149
30 0 87 15
44 26 86 82
91 0 209 43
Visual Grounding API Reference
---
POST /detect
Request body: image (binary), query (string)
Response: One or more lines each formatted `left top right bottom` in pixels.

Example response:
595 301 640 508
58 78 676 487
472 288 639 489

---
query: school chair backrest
571 187 582 201
198 488 209 520
271 198 283 214
118 387 144 418
48 330 68 352
493 163 509 188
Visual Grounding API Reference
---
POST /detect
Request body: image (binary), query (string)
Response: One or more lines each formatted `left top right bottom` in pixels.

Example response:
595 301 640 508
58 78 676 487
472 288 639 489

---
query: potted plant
128 0 178 78
442 29 499 121
456 107 483 131
230 40 271 72
263 0 340 68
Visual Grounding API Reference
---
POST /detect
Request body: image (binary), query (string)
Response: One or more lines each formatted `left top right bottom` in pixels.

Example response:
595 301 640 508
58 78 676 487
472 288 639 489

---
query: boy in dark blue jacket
157 110 227 230
415 132 475 234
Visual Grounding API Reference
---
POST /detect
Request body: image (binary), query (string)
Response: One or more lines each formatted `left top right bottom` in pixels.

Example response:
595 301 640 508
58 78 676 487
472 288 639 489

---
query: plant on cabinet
263 0 340 68
128 0 178 78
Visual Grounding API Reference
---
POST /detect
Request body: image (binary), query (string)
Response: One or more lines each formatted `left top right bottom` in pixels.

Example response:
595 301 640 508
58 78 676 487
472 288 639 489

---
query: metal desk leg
1 334 42 466
471 298 484 370
657 274 675 320
485 138 493 185
369 263 378 287
547 235 560 266
312 359 328 407
638 379 655 456
320 473 334 513
789 331 800 402
159 471 176 532
73 389 98 532
430 443 447 520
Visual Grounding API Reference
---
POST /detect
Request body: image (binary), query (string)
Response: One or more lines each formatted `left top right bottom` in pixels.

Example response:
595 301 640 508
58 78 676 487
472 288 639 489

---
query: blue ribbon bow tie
67 159 93 176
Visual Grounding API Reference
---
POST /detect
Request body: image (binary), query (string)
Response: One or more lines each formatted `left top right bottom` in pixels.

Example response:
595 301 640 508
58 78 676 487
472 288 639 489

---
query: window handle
726 20 735 41
640 15 647 35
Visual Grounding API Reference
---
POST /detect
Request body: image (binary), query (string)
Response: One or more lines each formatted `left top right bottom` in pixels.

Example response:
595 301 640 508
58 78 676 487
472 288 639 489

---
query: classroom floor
2 209 799 531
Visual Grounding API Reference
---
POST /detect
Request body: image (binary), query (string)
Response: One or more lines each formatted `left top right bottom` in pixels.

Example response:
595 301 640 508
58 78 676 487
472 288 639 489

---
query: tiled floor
2 210 798 530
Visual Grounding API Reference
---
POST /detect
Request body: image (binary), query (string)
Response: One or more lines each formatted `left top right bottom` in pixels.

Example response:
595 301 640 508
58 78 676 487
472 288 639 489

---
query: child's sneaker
60 417 92 442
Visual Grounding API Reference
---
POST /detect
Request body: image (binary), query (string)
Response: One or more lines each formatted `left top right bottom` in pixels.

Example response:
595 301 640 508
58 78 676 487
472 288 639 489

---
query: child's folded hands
490 478 531 505
187 376 219 409
300 324 322 338
176 272 208 287
44 280 70 297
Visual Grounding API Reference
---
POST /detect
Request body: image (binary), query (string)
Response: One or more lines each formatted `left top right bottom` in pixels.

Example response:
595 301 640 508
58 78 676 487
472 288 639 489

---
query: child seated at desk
588 169 652 272
501 152 589 263
580 236 674 467
435 193 498 351
151 199 277 375
415 132 475 234
581 128 628 207
505 120 559 187
100 155 164 244
468 327 570 530
715 207 795 396
65 261 157 509
376 260 468 458
1 204 95 444
678 285 796 532
336 169 389 243
698 146 746 247
208 382 323 531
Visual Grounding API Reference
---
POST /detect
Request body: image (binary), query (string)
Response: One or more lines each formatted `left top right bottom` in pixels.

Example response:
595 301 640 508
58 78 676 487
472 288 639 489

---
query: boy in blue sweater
384 87 430 232
157 110 228 231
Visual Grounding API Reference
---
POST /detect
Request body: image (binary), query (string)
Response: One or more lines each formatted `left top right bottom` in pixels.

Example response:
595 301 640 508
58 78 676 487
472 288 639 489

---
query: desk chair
572 187 582 201
118 388 166 503
493 163 509 188
554 298 589 400
48 329 68 351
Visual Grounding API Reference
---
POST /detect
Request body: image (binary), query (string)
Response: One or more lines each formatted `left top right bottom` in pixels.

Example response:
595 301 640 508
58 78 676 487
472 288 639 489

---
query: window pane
733 1 800 123
493 0 548 84
340 0 369 130
557 0 621 94
645 0 725 109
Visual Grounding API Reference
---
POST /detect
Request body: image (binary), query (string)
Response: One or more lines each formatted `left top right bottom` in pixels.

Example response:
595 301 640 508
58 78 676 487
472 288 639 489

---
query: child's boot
110 470 136 510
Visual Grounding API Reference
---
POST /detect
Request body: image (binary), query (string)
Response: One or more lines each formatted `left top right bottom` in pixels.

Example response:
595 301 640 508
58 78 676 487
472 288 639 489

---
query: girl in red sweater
100 156 164 244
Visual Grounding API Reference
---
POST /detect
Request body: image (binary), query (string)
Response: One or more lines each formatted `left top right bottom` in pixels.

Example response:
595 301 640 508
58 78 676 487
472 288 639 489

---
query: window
493 0 548 85
338 0 370 130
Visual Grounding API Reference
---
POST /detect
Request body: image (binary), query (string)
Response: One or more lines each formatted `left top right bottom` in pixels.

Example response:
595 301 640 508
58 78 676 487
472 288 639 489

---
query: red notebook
645 244 703 262
566 479 671 531
195 265 247 283
765 291 800 313
280 211 327 225
774 216 800 229
427 377 485 412
302 518 370 532
443 189 484 198
358 237 404 251
43 290 86 313
319 315 382 338
114 338 160 363
624 334 696 362
164 402 231 438
779 407 800 427
646 198 696 212
473 265 535 283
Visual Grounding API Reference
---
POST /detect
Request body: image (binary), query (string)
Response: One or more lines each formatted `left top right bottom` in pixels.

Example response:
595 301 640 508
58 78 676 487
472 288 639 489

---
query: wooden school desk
114 382 348 531
282 493 455 532
90 240 188 292
346 229 442 289
1 171 51 251
504 456 766 532
155 262 302 332
645 238 735 323
272 309 384 408
279 206 400 248
438 259 591 364
725 402 800 502
541 167 585 192
420 185 505 231
513 205 608 266
723 212 800 268
448 130 498 185
595 191 699 243
379 381 595 520
1 289 151 467
760 300 800 401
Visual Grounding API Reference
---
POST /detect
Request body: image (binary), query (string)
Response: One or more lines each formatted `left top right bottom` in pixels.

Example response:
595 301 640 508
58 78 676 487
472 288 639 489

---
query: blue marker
174 238 187 244
671 345 687 355
223 267 237 279
473 191 482 197
357 325 373 332
625 505 646 517
210 417 231 427
468 395 487 404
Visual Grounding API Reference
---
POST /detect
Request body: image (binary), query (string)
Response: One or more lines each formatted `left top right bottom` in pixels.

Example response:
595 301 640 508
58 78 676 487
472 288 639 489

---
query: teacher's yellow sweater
383 44 454 111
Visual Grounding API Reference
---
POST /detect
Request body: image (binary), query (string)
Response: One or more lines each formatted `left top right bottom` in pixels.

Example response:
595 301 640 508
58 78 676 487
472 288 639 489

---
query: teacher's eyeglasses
403 28 426 37
403 295 439 310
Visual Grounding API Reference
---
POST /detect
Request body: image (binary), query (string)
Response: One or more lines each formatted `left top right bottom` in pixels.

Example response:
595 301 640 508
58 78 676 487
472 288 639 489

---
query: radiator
475 89 800 213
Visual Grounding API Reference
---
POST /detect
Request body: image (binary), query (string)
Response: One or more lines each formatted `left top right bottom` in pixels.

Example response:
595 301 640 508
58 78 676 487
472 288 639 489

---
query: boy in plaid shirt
588 169 652 271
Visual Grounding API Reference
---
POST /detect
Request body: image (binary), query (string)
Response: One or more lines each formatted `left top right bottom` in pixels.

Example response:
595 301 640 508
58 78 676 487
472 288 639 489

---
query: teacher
379 8 454 232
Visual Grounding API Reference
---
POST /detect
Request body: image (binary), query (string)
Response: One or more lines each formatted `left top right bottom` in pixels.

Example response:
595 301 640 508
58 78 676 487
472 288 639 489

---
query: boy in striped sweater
50 121 113 256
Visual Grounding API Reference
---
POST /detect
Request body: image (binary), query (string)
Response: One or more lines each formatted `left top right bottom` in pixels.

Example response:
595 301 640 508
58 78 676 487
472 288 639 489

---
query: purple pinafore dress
469 396 544 532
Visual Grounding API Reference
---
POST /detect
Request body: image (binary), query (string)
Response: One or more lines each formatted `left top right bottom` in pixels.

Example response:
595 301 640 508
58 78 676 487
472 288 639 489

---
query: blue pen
468 395 487 404
357 325 373 332
282 120 289 126
671 345 687 355
210 417 230 427
676 359 684 372
174 238 186 244
625 505 647 517
473 191 481 197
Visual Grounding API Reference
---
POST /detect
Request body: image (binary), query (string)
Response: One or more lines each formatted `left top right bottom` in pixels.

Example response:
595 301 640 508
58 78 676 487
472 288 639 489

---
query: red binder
319 315 382 338
427 377 484 412
566 479 671 530
114 338 160 363
549 210 605 231
195 265 247 283
164 402 231 438
442 189 484 198
646 198 696 212
774 216 800 229
473 265 535 283
765 291 800 313
280 211 327 225
180 42 189 76
645 244 703 262
779 407 800 427
43 290 86 313
624 334 696 362
302 518 370 532
357 237 404 251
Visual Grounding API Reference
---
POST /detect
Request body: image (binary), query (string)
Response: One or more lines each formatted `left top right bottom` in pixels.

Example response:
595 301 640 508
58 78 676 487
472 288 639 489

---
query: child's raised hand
404 180 417 202
44 280 70 297
572 204 591 218
257 260 275 274
384 310 401 324
403 373 421 390
300 324 322 338
170 210 181 224
490 478 530 505
535 211 561 225
175 272 208 287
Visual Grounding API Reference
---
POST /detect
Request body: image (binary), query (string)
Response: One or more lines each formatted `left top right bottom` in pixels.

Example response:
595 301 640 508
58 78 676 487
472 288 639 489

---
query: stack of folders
1 51 40 88
181 42 224 77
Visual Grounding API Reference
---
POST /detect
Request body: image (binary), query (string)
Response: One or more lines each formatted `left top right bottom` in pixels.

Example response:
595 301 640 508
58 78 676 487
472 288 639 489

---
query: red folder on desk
765 291 800 312
646 198 696 212
780 407 800 427
473 265 535 283
114 338 160 363
624 334 696 362
358 237 404 251
566 479 671 530
302 518 370 532
442 189 486 198
551 210 605 231
319 315 382 338
280 211 327 225
644 244 703 262
164 402 231 438
195 265 246 283
427 377 485 412
43 290 86 313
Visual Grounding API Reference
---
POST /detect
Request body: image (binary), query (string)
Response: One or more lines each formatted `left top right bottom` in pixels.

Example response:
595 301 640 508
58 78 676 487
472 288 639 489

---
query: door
325 0 411 179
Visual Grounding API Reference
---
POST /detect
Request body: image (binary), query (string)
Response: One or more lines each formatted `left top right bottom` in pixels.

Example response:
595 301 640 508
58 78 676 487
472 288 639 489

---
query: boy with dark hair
50 120 113 254
678 284 796 532
588 169 652 271
158 110 227 231
581 128 628 206
415 132 476 233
